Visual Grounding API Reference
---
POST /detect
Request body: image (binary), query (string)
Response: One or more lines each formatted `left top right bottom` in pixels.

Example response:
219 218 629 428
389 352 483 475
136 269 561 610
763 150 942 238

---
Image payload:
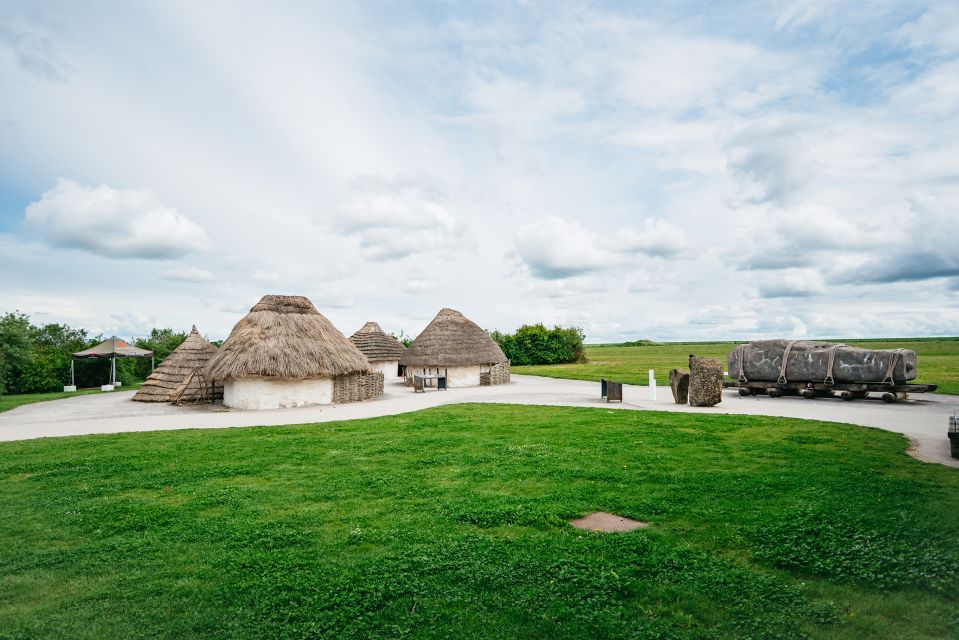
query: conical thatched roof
400 308 507 367
205 295 371 381
133 326 217 403
350 321 407 362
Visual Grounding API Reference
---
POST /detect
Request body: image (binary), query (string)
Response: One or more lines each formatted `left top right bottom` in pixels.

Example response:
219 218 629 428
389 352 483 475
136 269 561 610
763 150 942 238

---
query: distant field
512 339 959 395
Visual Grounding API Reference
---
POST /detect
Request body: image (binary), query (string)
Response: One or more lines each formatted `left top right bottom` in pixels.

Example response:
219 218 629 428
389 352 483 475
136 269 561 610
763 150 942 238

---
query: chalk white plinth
100 384 115 392
63 385 77 392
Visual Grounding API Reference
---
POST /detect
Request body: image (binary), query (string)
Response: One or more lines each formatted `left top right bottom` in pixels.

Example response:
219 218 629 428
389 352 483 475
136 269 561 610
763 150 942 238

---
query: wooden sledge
723 379 937 403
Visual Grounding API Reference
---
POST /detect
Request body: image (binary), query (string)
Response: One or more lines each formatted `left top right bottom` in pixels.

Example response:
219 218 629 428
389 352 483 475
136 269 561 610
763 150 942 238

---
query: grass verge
1 404 957 639
0 383 143 413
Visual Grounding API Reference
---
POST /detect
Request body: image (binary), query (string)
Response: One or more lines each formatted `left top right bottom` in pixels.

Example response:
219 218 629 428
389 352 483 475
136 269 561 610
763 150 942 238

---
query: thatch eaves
350 321 407 362
400 308 507 368
132 326 217 403
205 295 371 381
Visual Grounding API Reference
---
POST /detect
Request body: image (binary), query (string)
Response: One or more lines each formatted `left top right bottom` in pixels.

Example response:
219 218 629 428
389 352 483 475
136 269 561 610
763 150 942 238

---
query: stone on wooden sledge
688 355 723 407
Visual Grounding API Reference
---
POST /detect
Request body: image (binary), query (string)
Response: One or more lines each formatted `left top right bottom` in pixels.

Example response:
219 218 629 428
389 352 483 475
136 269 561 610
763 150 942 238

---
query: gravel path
1 375 956 468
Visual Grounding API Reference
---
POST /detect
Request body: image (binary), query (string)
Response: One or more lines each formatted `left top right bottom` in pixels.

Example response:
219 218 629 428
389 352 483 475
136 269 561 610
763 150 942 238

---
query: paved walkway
1 375 956 468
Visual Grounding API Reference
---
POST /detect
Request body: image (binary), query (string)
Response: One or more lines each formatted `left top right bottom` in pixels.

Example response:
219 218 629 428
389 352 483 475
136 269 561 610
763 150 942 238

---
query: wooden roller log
738 387 751 396
801 389 816 399
882 391 908 403
766 388 783 398
840 391 855 401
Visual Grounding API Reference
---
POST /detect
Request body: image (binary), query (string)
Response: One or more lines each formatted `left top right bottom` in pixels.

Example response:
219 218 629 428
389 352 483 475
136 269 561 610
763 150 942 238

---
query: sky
1 0 957 343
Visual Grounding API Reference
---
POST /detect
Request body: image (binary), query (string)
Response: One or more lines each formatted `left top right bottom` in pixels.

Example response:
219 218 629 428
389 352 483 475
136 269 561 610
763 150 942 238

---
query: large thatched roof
350 321 407 362
400 308 507 367
205 295 371 381
133 326 217 403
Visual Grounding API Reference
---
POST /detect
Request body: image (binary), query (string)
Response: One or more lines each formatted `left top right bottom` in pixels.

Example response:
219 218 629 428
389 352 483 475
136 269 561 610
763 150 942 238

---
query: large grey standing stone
669 368 689 404
726 340 916 384
688 355 723 407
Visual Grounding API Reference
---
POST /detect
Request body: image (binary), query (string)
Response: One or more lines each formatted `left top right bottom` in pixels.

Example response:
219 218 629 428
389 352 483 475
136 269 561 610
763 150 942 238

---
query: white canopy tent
71 336 154 387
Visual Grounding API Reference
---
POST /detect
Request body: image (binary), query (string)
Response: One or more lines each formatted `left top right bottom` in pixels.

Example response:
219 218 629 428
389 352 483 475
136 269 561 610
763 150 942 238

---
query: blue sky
0 0 957 341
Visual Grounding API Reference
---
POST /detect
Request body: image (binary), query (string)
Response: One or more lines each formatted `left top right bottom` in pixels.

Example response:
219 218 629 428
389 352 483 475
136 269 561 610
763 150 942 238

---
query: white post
64 359 77 392
648 369 657 401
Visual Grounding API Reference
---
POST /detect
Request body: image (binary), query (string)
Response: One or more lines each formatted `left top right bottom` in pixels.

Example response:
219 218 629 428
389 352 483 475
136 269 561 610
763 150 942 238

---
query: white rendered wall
370 359 400 380
224 377 333 410
406 365 481 388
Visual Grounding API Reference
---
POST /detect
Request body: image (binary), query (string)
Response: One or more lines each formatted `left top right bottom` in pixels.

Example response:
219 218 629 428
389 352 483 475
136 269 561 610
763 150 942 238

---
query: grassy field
1 404 957 639
0 383 143 413
513 338 959 395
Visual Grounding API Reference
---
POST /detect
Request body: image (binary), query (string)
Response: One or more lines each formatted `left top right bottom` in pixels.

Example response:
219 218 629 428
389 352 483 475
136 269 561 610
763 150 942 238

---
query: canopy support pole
111 356 116 386
70 360 75 387
151 355 155 372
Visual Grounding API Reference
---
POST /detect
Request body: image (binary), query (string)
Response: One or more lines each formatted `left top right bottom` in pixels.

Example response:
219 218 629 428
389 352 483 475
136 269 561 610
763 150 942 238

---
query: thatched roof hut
350 321 407 362
206 295 371 382
132 326 218 404
401 308 507 368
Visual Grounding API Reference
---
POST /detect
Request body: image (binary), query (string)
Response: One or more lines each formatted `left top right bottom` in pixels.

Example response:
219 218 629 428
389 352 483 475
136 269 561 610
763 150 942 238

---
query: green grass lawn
1 404 957 639
0 383 143 413
513 338 959 395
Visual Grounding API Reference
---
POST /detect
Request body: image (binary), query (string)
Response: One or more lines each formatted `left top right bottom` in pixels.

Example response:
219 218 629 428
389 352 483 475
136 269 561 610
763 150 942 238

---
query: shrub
490 324 586 366
0 312 35 394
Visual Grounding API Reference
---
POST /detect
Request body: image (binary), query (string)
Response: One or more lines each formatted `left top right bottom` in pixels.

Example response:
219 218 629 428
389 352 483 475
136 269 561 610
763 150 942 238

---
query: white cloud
612 218 689 258
252 269 282 284
161 267 215 283
514 215 689 280
105 310 157 336
756 269 826 298
0 19 74 83
403 269 437 294
774 1 836 31
830 193 959 284
1 3 958 343
309 289 355 310
25 179 210 259
514 216 619 279
896 4 959 55
333 174 469 261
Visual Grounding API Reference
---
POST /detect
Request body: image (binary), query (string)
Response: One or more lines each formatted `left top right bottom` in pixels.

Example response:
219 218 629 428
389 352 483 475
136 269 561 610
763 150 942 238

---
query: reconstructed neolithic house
349 321 407 381
205 295 382 409
132 325 220 404
401 308 510 387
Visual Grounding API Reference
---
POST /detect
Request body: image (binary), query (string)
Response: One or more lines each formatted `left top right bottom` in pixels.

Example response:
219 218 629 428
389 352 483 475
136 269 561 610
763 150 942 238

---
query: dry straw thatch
205 295 371 382
401 308 507 367
350 321 407 362
132 326 218 403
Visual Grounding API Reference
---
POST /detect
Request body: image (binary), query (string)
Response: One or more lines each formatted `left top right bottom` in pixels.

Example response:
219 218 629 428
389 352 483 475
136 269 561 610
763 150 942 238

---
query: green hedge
490 324 586 366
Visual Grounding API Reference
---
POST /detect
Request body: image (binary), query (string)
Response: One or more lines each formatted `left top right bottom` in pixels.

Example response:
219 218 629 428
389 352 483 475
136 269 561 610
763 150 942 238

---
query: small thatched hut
350 321 407 380
401 308 510 387
205 295 382 410
132 325 220 404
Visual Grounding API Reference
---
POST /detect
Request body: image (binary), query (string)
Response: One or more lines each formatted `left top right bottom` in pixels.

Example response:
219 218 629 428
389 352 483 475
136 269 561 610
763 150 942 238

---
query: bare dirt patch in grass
570 511 648 533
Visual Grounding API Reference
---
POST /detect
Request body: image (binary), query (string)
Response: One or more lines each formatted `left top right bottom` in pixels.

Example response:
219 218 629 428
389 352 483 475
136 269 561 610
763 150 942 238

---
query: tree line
0 312 192 394
0 311 587 395
489 324 587 366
